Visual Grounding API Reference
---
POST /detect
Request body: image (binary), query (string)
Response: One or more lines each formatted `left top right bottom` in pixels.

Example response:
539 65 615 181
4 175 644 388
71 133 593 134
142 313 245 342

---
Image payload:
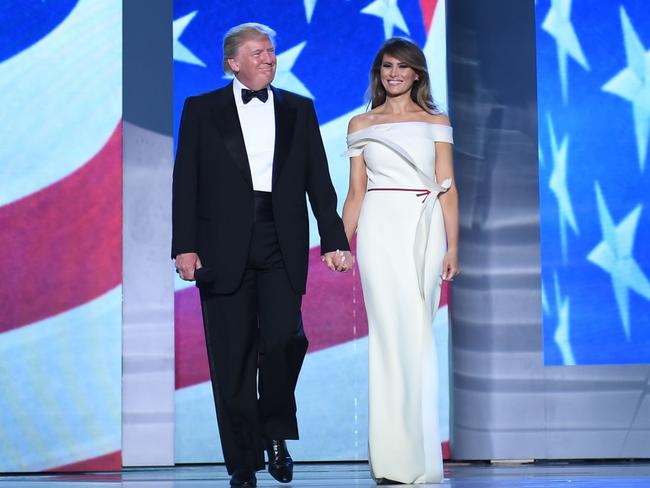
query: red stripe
174 240 369 390
442 441 451 460
175 238 448 390
173 240 369 389
174 286 209 389
301 238 368 352
48 450 121 472
420 0 440 32
0 123 122 332
440 279 449 309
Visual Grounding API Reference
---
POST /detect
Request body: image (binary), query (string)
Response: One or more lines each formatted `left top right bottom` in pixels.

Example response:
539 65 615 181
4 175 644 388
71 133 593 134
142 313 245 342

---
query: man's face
228 36 276 91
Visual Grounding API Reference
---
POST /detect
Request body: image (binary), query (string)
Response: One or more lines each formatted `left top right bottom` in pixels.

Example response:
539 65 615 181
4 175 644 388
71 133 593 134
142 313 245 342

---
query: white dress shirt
233 77 275 192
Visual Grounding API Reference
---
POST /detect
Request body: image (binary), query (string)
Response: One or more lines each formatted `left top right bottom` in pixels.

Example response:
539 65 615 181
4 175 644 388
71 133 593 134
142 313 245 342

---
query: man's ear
227 58 239 73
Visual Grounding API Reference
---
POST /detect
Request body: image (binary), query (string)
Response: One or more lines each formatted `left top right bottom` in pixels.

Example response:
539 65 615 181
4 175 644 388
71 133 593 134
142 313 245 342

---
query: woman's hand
441 250 459 281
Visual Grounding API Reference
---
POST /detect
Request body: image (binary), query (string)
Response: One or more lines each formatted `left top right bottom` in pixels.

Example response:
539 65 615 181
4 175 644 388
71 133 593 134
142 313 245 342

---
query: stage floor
2 462 650 487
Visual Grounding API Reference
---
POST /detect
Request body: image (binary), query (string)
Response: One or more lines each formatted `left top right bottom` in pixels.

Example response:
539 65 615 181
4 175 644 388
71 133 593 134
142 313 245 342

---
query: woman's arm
342 117 368 243
435 139 460 280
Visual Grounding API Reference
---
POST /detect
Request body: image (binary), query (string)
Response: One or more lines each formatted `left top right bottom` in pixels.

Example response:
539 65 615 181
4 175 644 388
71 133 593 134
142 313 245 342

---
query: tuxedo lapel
211 84 253 189
271 87 296 187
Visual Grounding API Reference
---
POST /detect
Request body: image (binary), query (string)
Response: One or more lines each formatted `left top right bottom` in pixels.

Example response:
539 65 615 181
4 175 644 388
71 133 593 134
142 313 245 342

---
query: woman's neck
381 92 420 115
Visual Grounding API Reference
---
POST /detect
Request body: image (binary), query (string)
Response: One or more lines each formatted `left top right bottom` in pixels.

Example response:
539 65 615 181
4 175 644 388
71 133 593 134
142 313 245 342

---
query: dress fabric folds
347 121 453 484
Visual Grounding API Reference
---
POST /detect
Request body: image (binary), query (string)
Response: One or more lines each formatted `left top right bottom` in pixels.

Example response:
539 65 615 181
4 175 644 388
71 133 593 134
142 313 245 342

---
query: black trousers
199 212 308 474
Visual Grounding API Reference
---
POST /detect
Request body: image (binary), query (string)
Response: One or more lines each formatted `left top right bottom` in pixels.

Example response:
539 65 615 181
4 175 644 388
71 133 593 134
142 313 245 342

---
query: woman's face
380 54 418 97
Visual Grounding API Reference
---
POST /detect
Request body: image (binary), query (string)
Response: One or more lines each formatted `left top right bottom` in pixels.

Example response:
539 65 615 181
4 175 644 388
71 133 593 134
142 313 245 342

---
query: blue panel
0 0 78 62
536 0 650 365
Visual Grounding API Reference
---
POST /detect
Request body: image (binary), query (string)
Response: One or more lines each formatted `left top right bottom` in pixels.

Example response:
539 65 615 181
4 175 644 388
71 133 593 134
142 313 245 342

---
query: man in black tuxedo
172 23 352 487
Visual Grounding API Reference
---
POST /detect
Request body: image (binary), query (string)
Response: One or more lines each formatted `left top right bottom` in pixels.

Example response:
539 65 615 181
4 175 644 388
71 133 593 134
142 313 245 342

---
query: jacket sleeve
171 97 200 259
304 100 350 254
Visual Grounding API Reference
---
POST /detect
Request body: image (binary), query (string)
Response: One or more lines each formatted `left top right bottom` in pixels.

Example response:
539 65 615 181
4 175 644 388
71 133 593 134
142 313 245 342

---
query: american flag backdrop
172 0 452 461
0 0 122 472
536 0 650 365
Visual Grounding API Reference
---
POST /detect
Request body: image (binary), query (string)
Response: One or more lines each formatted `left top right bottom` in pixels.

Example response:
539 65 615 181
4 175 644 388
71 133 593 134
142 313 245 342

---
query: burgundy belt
367 187 431 202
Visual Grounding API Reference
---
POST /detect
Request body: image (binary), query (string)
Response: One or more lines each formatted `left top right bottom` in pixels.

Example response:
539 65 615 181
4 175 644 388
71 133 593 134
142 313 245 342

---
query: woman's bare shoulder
422 112 451 126
348 111 381 133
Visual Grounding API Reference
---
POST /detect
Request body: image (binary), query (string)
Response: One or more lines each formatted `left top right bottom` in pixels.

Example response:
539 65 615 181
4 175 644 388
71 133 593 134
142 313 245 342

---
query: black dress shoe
230 469 256 487
266 439 293 483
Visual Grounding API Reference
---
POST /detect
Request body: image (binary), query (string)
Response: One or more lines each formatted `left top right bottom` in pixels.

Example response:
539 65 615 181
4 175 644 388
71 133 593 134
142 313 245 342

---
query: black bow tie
241 88 269 104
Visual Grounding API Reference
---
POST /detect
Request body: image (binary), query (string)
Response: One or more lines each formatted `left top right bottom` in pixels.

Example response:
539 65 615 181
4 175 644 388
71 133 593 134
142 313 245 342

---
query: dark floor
2 461 650 487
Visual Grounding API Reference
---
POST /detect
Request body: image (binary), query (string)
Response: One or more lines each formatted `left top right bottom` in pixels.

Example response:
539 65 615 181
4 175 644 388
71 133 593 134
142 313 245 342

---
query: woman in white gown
342 38 459 484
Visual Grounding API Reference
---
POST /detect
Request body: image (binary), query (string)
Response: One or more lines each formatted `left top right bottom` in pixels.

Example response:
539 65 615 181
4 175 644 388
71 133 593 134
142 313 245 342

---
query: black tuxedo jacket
172 83 349 295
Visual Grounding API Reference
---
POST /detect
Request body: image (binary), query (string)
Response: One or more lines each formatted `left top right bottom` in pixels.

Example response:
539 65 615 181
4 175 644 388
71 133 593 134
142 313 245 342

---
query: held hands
175 252 202 281
178 250 351 279
321 249 354 272
441 250 460 281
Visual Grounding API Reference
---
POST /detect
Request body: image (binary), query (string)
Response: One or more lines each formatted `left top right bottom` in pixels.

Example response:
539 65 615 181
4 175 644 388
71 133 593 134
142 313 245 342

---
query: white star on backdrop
547 114 579 262
602 7 650 173
361 0 410 40
541 279 550 315
173 11 206 67
273 42 314 99
542 0 589 104
304 0 317 23
553 273 575 365
587 183 650 341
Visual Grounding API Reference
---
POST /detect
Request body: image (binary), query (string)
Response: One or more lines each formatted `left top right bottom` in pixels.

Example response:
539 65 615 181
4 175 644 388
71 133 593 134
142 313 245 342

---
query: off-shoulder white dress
347 121 453 484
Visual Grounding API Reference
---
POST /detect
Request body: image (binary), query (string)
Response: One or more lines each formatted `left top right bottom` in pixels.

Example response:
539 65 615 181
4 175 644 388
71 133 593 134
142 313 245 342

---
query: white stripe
174 338 370 463
0 287 122 471
174 308 450 462
174 272 196 292
0 0 122 207
424 0 448 113
175 382 223 463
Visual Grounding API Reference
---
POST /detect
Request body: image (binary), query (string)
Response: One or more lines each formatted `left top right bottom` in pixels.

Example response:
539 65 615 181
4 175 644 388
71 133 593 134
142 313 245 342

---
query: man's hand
321 250 354 272
175 252 202 281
